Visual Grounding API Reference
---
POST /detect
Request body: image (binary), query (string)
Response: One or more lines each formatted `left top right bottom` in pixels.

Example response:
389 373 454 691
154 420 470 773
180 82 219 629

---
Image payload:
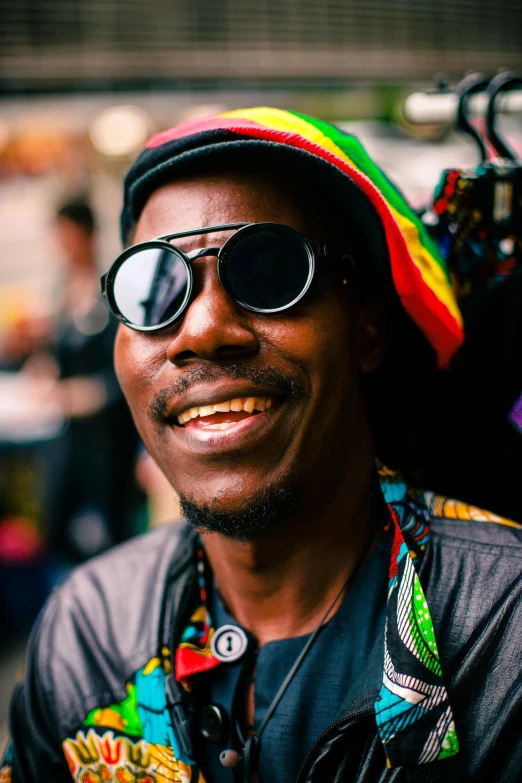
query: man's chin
179 478 299 541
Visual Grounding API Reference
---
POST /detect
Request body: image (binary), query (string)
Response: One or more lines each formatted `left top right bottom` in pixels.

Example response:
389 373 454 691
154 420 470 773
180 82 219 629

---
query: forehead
132 170 320 245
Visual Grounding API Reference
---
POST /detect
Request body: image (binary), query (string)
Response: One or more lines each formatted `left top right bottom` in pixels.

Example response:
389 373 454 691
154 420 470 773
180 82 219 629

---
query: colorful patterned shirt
3 467 521 783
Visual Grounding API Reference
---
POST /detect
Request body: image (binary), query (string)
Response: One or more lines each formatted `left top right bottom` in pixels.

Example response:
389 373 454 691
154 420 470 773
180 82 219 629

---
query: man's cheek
114 328 133 389
115 330 158 402
114 357 141 410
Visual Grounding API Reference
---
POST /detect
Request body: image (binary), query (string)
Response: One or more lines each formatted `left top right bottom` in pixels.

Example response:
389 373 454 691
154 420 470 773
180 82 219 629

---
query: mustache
150 363 307 421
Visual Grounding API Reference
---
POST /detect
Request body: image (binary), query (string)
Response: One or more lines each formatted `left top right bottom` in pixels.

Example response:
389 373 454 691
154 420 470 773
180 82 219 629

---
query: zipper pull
165 673 194 761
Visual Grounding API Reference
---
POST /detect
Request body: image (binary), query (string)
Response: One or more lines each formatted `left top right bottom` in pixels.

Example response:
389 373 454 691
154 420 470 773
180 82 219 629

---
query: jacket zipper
295 707 375 783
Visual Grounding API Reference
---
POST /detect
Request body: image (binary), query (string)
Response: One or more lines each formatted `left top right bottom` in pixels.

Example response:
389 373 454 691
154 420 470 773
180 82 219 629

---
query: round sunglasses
101 222 343 332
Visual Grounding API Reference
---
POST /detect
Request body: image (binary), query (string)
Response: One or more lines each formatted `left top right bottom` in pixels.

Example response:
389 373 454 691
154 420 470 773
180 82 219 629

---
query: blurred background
0 0 521 750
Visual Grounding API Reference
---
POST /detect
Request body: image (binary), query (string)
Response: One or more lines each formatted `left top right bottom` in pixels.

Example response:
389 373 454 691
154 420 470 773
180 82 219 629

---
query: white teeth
176 396 273 425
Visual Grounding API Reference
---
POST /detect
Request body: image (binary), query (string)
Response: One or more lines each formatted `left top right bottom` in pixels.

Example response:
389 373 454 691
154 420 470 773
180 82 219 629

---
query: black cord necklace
219 525 383 782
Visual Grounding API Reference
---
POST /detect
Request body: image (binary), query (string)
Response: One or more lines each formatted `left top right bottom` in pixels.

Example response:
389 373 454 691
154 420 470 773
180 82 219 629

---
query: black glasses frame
101 222 330 333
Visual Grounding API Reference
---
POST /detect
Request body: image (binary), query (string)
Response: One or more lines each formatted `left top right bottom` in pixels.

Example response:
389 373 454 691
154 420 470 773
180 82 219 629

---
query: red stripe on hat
146 117 265 149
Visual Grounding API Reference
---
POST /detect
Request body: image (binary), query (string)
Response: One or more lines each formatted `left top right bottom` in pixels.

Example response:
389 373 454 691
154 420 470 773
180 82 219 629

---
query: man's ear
355 300 387 373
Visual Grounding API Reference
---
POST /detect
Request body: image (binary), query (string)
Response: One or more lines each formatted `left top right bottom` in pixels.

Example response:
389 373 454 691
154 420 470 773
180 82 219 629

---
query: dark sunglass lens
112 246 189 327
223 228 311 311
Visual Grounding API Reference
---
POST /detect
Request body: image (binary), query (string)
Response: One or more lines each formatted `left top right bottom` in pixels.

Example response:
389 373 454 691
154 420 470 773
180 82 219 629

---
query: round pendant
210 624 249 662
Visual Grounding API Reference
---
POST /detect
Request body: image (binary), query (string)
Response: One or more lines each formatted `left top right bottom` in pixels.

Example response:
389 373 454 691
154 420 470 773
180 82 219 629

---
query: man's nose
166 262 259 365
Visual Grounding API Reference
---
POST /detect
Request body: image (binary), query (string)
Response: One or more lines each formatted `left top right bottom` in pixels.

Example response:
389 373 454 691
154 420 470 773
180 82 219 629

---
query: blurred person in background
30 197 142 563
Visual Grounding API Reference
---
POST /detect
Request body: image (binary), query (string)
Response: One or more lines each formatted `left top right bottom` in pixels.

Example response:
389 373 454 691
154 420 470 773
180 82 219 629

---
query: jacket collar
175 468 459 769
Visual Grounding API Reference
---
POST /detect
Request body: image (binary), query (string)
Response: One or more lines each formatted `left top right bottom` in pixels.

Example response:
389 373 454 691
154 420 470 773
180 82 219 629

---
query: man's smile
170 404 281 451
157 379 291 453
177 396 273 428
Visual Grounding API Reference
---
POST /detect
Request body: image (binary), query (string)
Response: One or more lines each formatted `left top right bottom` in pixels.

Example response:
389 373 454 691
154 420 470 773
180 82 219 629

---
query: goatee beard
179 478 300 541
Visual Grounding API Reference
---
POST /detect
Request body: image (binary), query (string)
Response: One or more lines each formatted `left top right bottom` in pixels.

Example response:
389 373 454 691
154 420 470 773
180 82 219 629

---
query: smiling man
4 109 522 783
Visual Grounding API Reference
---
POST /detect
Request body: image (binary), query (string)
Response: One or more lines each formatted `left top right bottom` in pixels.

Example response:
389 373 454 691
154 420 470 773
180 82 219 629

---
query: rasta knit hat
121 107 463 367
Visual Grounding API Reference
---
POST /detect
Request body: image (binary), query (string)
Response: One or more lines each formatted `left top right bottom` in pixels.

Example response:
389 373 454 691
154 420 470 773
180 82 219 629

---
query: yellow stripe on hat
389 206 462 326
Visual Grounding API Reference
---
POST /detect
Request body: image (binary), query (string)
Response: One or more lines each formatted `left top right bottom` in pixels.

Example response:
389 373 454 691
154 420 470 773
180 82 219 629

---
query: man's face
115 169 380 535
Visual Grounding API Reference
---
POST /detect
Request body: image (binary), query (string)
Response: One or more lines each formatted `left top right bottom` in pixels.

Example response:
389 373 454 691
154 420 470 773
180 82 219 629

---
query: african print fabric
375 505 458 767
376 466 520 766
175 547 220 686
62 647 205 783
143 107 463 367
